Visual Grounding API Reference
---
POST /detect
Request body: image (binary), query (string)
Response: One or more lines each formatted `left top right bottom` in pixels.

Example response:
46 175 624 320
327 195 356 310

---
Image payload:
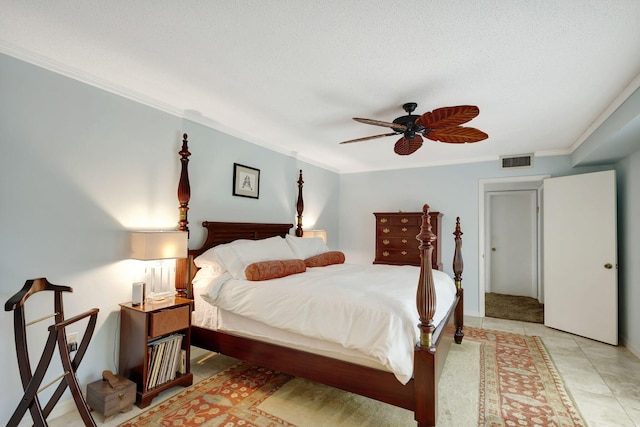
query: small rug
466 327 584 426
485 292 544 324
120 327 584 426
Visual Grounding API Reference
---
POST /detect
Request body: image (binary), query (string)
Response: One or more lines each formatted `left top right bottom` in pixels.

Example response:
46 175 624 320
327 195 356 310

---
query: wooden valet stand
5 278 99 427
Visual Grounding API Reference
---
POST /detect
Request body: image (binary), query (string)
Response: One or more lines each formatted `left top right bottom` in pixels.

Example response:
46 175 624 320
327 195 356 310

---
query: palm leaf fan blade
394 135 423 155
416 105 480 129
339 132 398 144
425 126 488 143
353 117 407 131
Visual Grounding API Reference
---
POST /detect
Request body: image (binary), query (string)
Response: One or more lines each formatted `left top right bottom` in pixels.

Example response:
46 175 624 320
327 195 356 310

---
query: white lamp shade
303 229 327 243
130 231 188 260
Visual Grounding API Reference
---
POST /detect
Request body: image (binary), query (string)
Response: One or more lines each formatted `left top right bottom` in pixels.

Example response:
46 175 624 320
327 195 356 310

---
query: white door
543 170 618 345
488 191 537 297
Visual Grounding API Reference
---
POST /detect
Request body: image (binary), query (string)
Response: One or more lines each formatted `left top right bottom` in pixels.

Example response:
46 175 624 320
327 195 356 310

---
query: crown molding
1 42 183 117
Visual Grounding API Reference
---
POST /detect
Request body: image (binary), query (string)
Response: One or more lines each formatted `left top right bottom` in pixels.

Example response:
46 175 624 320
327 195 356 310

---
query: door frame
478 175 549 317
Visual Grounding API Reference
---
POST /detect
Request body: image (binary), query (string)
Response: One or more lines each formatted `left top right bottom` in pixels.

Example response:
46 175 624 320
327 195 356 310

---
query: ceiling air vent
500 154 533 169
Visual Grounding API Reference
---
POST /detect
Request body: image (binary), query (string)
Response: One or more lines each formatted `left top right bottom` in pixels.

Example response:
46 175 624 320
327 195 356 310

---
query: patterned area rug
120 327 584 426
466 327 584 426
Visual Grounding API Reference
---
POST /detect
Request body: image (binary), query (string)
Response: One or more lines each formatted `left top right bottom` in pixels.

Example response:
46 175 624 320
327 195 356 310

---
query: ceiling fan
340 102 488 155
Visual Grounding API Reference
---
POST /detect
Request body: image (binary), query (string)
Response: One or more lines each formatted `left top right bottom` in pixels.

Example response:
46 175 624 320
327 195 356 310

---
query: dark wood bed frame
174 134 464 427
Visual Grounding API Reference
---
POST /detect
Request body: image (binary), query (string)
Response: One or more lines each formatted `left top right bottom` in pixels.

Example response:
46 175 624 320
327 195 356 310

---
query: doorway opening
478 175 548 321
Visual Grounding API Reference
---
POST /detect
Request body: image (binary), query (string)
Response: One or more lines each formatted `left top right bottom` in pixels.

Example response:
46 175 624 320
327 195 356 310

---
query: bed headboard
192 222 293 257
172 134 447 299
175 221 293 298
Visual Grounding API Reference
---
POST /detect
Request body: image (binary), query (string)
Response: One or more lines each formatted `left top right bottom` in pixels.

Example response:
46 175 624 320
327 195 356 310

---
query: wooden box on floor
86 378 136 420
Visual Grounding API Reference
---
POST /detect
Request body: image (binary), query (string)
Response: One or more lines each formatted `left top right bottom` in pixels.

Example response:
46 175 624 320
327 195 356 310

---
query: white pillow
193 239 251 271
285 234 329 259
192 266 221 289
192 270 232 302
216 236 297 280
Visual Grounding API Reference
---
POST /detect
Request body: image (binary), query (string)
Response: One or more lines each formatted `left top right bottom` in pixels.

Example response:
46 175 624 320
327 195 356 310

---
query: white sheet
217 309 390 371
201 263 456 384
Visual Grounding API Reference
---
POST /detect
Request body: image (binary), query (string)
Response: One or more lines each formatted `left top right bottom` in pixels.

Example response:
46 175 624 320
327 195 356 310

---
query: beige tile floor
47 316 640 427
471 316 640 427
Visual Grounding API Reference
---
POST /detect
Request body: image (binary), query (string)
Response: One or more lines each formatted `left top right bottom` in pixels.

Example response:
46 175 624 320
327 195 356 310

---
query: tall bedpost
453 217 465 344
178 133 191 233
175 134 191 298
295 170 304 237
415 204 437 348
414 203 438 427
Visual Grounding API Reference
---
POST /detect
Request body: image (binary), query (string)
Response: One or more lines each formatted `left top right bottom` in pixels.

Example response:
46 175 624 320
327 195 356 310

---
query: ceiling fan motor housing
393 114 425 138
392 102 424 134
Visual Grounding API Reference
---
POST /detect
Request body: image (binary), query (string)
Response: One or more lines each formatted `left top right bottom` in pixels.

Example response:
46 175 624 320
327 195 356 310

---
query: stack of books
146 333 185 389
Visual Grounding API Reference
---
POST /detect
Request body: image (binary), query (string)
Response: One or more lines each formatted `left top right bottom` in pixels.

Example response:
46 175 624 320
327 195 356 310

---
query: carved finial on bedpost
453 217 463 291
416 204 437 348
295 169 304 237
178 133 191 233
175 134 192 299
453 216 464 344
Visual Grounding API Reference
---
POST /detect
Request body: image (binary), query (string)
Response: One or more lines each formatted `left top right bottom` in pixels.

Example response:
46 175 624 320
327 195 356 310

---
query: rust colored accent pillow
304 251 346 268
245 259 306 281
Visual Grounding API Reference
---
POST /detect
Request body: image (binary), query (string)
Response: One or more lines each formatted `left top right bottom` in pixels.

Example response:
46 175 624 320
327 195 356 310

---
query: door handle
492 248 496 252
604 263 613 269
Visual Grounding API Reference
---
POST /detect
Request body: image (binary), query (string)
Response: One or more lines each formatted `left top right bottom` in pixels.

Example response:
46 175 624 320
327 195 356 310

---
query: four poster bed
174 134 464 427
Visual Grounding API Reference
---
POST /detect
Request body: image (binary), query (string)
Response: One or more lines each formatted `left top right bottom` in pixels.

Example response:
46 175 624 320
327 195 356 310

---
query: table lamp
130 231 188 301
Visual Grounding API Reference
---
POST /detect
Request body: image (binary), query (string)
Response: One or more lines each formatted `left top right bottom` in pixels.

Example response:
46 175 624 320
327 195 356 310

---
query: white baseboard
464 310 482 318
621 336 640 359
17 397 76 427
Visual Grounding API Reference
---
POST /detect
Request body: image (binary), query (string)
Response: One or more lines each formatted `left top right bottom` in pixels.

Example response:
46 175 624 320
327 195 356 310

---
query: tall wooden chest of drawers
373 211 443 270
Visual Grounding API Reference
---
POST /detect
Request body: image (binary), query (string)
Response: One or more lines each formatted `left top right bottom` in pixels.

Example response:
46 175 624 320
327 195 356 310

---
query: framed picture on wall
233 163 260 199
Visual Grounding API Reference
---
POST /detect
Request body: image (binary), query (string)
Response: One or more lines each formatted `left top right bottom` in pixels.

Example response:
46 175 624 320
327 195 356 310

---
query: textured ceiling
2 1 640 173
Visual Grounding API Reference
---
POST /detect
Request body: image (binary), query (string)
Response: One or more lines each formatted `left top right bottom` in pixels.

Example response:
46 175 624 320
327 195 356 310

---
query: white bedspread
203 263 456 384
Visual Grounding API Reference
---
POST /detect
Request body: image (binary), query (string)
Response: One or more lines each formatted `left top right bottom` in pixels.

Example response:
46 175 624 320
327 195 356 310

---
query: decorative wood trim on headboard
174 222 293 298
193 222 294 258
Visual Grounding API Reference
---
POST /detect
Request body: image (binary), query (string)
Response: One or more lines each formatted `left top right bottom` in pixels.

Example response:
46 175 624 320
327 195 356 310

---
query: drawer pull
382 251 389 257
383 239 390 245
380 218 388 223
401 227 407 232
401 251 407 255
383 228 390 234
402 239 407 244
401 218 409 223
118 393 124 400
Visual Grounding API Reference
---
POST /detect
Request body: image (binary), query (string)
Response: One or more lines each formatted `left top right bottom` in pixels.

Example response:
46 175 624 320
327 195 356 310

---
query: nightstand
118 297 193 408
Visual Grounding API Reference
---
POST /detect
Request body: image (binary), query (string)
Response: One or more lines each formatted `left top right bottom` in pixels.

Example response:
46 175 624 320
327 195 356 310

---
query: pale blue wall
0 53 339 422
179 120 340 250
